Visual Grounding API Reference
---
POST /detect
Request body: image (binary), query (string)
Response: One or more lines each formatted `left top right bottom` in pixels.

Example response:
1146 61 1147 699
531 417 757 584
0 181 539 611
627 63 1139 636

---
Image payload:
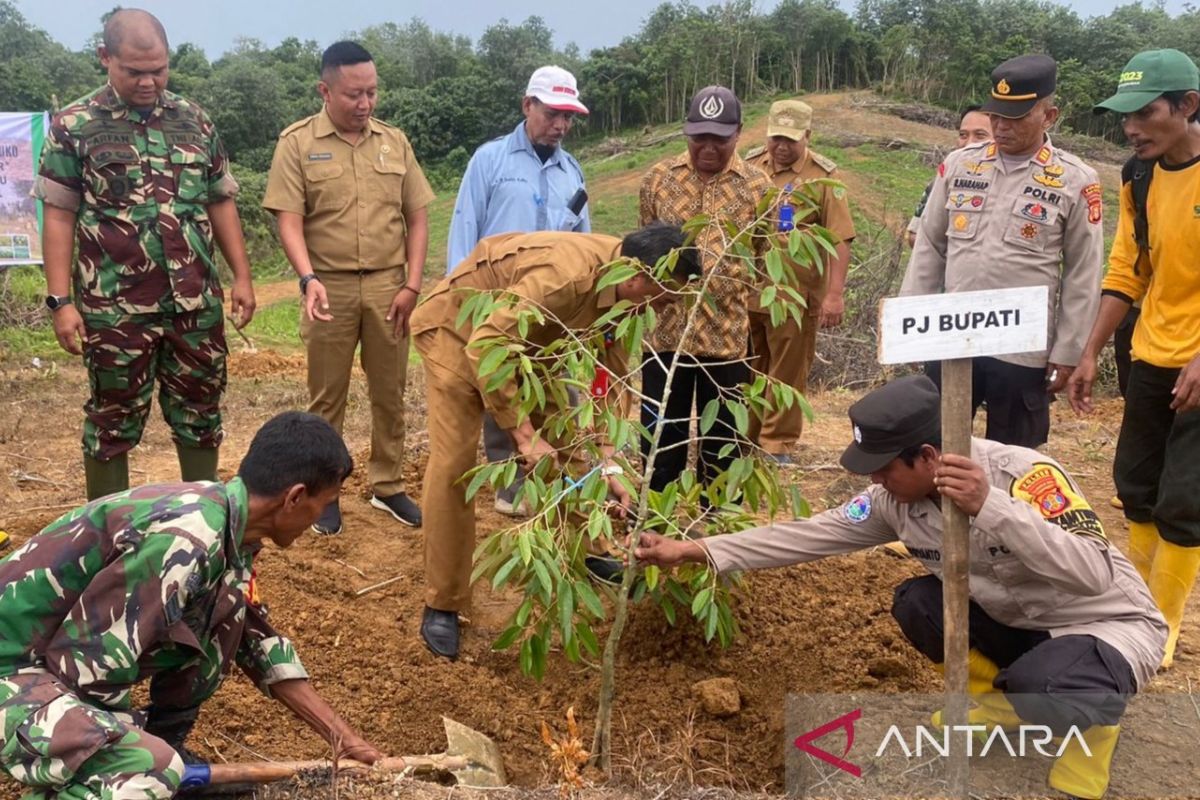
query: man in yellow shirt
1069 48 1200 669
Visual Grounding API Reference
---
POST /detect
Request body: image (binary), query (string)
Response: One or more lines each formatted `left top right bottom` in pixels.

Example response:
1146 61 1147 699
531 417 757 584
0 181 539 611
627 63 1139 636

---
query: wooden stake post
879 286 1049 796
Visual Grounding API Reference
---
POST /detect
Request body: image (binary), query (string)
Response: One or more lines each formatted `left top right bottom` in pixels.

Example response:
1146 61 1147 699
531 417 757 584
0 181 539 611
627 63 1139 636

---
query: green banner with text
0 111 48 266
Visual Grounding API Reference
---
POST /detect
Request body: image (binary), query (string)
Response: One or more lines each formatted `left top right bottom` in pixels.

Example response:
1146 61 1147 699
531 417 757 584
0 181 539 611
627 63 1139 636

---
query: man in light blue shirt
446 65 590 516
447 65 590 270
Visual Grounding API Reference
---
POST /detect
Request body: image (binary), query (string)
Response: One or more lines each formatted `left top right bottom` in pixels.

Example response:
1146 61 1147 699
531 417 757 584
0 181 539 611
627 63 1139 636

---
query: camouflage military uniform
33 84 238 462
0 479 306 799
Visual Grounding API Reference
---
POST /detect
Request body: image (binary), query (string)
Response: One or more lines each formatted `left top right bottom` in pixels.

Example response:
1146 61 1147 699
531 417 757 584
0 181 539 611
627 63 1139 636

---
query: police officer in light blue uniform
446 65 591 516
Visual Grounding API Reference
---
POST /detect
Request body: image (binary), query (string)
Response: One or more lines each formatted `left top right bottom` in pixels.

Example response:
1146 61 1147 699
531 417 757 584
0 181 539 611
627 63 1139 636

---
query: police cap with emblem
840 375 941 474
980 54 1057 119
684 86 742 138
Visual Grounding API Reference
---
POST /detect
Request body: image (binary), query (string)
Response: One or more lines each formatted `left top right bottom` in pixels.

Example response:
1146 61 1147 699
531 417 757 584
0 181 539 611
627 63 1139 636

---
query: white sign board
878 286 1049 364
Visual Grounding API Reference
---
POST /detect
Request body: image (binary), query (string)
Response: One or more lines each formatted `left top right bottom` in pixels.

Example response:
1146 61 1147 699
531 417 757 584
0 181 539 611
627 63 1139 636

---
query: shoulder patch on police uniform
843 492 872 523
1081 182 1103 224
1010 462 1106 540
810 150 838 173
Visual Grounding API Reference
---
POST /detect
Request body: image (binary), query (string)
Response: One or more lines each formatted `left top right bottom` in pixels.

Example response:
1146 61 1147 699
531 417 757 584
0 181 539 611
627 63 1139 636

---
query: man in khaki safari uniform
745 100 855 463
637 376 1166 800
903 54 1103 448
409 224 693 660
264 41 433 534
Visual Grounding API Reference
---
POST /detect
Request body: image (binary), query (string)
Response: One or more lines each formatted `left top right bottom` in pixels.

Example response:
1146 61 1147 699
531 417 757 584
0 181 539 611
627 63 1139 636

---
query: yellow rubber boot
1125 520 1159 584
931 650 1021 732
1047 724 1120 800
1147 538 1200 669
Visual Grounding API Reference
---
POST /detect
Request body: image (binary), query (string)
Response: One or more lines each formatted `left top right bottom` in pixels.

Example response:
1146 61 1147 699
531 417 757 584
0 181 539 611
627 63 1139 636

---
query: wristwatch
299 273 322 296
44 295 72 312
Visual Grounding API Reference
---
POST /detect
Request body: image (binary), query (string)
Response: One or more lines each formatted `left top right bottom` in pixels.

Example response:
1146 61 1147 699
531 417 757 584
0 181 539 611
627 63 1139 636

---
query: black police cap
839 375 941 475
980 54 1057 119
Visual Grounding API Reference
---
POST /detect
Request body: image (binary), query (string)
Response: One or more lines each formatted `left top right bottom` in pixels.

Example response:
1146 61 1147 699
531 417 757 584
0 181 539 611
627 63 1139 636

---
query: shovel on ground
179 717 506 791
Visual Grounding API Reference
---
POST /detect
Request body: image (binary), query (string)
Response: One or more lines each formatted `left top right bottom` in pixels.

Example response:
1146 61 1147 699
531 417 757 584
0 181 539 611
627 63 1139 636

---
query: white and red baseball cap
525 65 588 115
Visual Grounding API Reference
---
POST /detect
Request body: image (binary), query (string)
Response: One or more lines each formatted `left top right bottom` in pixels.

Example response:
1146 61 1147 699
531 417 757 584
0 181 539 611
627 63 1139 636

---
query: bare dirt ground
2 346 1197 800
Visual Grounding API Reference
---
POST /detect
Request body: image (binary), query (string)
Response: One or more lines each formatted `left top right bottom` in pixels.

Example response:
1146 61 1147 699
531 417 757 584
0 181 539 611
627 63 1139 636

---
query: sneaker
585 554 624 585
370 492 422 527
312 500 342 536
494 489 532 517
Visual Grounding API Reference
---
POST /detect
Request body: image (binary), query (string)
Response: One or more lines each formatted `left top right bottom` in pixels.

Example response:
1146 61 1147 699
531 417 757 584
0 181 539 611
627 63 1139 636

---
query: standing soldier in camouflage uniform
35 9 256 501
0 412 382 800
903 55 1104 447
744 100 856 464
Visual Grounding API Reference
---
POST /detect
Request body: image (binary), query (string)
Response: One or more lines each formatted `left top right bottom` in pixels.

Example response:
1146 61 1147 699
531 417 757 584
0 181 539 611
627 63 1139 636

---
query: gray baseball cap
683 86 741 137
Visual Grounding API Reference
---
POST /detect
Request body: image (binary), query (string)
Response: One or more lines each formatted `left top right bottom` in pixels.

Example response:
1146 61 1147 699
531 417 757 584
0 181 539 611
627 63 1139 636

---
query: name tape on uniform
877 286 1048 365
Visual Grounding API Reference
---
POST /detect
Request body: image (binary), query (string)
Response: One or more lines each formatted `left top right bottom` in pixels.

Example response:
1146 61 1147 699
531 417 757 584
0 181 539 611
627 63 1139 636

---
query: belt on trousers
317 267 396 277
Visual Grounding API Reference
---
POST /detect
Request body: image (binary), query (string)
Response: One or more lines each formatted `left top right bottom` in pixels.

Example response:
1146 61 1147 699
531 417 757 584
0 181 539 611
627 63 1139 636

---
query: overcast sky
16 0 1190 57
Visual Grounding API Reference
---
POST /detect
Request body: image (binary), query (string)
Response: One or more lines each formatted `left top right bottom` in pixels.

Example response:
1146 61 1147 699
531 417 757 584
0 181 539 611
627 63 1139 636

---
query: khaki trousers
747 301 819 454
418 333 486 612
300 268 409 496
417 330 598 612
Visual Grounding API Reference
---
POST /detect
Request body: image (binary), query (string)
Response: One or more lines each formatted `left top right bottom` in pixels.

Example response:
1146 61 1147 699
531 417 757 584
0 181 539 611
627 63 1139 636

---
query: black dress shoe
421 606 459 660
312 499 342 535
371 492 422 527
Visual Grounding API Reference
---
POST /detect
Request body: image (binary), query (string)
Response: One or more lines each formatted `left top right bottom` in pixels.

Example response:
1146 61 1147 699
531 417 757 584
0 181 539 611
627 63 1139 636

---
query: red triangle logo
793 708 863 778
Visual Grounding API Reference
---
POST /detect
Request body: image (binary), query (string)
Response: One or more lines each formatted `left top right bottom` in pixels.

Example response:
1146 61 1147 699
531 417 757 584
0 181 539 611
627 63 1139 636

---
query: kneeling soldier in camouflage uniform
34 9 257 500
637 376 1167 800
0 412 381 799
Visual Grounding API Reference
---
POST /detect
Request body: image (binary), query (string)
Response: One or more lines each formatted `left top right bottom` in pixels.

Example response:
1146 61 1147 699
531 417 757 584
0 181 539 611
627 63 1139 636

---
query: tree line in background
2 0 1193 175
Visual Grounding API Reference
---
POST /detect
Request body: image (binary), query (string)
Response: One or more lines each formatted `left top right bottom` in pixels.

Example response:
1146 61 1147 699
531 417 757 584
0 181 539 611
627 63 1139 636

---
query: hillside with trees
2 0 1195 172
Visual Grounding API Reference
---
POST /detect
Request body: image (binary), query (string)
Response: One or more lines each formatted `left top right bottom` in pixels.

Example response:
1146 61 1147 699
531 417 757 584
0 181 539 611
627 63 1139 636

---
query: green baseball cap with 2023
1094 49 1200 114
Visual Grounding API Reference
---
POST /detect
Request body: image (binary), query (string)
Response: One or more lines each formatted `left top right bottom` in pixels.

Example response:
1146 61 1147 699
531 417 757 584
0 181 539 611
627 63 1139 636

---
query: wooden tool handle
205 755 467 785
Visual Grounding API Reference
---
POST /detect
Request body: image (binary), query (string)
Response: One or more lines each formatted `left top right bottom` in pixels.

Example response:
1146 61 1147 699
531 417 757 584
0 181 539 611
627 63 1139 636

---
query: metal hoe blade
440 716 507 787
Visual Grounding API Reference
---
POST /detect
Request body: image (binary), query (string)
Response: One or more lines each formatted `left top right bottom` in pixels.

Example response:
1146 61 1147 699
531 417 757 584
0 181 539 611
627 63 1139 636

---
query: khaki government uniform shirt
639 152 773 359
262 109 435 271
704 438 1167 690
410 232 629 429
902 140 1104 369
747 145 856 297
